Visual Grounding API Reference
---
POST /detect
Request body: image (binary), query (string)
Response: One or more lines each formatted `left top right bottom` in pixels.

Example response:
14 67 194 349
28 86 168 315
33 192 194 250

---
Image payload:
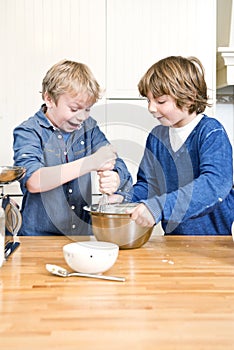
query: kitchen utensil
98 193 109 212
0 166 26 184
5 241 20 260
231 222 234 241
46 264 125 282
3 195 22 236
63 241 119 274
84 203 154 249
2 195 21 261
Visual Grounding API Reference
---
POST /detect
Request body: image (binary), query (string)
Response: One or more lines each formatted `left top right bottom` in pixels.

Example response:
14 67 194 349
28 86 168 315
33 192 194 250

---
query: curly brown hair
138 56 212 114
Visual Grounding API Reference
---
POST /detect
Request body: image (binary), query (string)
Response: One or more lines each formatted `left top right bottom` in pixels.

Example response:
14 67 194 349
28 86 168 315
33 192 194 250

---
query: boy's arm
26 145 116 193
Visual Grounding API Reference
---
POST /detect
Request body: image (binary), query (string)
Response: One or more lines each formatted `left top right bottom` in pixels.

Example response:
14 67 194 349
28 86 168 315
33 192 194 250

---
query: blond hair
138 56 211 114
42 59 101 104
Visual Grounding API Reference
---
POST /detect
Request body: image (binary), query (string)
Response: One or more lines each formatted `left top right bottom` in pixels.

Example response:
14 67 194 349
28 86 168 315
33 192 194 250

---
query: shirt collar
36 104 56 130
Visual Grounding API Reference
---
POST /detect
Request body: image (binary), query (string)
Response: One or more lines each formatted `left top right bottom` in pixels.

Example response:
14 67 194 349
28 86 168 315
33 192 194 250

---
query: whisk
98 193 109 213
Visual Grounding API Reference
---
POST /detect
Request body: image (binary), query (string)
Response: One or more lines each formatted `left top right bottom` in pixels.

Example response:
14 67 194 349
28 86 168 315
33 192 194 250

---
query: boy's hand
98 170 120 195
128 203 155 227
92 145 117 171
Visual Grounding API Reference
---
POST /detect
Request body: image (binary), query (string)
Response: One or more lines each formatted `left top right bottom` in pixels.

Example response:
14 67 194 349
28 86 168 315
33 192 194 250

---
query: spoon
46 264 125 282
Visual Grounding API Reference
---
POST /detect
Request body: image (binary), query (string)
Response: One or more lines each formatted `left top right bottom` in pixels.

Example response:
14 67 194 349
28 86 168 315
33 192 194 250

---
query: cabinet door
106 0 216 100
105 99 157 182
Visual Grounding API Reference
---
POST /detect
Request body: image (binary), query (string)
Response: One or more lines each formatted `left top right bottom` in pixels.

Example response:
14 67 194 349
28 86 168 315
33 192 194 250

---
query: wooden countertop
1 234 234 350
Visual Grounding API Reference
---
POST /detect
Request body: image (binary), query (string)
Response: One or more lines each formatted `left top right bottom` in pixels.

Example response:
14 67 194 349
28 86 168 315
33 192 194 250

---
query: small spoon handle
69 272 125 282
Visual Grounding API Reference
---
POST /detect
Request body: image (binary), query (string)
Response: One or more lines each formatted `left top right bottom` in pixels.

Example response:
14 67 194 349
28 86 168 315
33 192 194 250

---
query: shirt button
72 224 76 229
69 189 73 193
80 140 84 145
58 135 62 139
71 205 75 210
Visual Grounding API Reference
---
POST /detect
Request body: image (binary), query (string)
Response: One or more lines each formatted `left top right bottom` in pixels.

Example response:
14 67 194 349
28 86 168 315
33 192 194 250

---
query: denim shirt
13 106 132 236
132 115 234 235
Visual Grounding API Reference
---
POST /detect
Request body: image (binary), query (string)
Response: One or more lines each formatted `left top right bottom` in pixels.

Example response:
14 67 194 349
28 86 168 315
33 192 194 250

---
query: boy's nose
148 101 157 114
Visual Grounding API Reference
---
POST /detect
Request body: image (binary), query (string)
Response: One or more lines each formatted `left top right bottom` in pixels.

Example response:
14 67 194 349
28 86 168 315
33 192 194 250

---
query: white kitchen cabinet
99 0 217 192
106 0 216 101
92 98 157 182
0 0 217 195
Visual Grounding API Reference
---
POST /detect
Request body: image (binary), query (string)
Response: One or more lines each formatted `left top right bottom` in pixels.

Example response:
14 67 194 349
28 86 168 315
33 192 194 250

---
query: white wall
0 0 106 166
0 0 219 199
0 0 216 163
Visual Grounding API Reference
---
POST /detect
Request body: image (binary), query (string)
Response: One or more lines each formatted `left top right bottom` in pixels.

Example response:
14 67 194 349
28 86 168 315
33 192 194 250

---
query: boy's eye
70 108 91 113
157 100 165 104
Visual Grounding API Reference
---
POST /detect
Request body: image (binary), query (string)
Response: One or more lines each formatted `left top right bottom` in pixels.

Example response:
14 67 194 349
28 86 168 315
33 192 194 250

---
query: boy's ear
44 92 54 108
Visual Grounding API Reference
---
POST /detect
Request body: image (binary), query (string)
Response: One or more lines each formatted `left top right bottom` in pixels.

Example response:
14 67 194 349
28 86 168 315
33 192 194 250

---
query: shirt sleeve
13 122 44 193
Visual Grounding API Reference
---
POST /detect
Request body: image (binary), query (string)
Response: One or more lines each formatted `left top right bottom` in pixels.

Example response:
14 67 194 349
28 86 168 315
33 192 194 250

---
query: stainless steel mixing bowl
0 166 26 184
84 203 154 249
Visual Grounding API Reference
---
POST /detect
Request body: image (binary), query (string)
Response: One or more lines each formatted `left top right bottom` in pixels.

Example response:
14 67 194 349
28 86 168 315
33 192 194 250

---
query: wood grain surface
0 235 234 350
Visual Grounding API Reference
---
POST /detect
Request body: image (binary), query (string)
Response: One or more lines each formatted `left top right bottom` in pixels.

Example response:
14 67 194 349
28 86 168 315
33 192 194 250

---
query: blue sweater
132 115 234 235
